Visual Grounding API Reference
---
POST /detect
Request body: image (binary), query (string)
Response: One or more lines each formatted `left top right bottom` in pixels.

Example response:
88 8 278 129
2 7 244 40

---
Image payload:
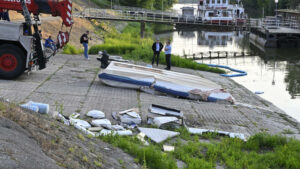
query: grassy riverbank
87 23 225 74
99 129 300 169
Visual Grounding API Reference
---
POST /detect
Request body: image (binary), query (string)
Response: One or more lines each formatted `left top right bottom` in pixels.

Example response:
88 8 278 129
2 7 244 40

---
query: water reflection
197 31 233 47
156 29 300 121
285 63 300 99
169 30 250 56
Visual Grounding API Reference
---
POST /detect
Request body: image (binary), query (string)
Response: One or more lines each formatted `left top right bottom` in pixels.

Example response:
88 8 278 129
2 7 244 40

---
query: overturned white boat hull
99 62 234 103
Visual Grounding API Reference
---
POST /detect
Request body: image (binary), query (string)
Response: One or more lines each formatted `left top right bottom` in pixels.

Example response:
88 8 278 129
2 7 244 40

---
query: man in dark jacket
80 31 90 60
152 38 164 66
0 9 3 20
3 9 10 21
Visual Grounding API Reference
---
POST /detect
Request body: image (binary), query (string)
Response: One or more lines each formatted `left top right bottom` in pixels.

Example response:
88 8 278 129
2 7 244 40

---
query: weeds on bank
62 44 83 55
99 134 178 169
98 128 300 169
0 102 6 112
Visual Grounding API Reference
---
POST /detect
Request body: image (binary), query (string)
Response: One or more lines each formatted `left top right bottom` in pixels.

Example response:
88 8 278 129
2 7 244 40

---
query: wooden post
140 21 145 38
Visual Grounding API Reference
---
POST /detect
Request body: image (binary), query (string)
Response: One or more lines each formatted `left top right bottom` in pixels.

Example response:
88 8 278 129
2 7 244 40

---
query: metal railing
74 8 254 28
249 17 300 30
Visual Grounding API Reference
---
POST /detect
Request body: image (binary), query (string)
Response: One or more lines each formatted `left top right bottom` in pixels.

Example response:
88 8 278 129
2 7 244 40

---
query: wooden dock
183 51 252 60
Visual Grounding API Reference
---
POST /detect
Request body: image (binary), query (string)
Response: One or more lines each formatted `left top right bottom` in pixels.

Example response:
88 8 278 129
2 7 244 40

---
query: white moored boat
197 0 247 24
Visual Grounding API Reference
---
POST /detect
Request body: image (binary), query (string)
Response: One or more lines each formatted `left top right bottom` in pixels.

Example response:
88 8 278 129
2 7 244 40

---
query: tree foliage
114 0 178 10
242 0 300 17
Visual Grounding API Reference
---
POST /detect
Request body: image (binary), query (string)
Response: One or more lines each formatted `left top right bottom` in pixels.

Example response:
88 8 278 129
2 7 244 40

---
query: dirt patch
10 4 103 49
0 101 140 169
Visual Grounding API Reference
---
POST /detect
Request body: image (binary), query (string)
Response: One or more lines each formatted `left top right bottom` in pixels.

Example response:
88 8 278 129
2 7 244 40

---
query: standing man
164 40 172 70
80 31 90 60
3 9 10 21
152 38 163 66
0 9 3 20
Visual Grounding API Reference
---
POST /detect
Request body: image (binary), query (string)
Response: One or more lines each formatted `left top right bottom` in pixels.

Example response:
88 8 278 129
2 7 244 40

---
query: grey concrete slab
0 81 39 91
0 89 31 103
36 83 90 96
27 92 85 108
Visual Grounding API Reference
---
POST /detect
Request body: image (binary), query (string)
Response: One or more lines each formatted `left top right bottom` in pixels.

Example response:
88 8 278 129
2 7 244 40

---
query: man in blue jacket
45 36 56 51
152 38 164 67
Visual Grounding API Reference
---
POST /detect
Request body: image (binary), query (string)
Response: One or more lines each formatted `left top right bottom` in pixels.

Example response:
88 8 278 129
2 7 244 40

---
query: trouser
152 51 160 66
83 43 88 59
0 13 3 20
3 12 9 21
166 54 171 70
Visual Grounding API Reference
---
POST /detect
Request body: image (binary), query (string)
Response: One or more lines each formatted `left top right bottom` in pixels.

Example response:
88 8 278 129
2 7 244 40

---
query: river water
156 4 300 122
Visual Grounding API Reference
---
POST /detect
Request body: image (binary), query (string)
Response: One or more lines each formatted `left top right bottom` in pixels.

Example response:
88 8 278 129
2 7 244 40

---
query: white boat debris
99 129 133 136
70 118 91 129
20 101 50 114
163 145 175 152
91 119 111 127
115 108 142 125
147 105 184 128
120 114 142 125
74 123 96 137
88 127 103 132
98 62 234 103
87 110 105 119
57 113 70 126
138 127 180 143
111 125 125 131
187 128 247 141
136 132 149 146
153 116 179 128
27 101 50 114
69 112 80 119
20 103 39 113
149 104 183 117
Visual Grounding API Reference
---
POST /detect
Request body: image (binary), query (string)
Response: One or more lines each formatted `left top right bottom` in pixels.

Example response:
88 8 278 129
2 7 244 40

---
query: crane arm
0 0 73 27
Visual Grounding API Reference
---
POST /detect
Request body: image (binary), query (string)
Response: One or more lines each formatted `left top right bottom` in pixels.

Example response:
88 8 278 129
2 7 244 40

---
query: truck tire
0 44 26 79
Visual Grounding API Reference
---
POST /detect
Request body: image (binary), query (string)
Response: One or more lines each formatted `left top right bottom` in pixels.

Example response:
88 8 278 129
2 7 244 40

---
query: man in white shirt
164 40 172 70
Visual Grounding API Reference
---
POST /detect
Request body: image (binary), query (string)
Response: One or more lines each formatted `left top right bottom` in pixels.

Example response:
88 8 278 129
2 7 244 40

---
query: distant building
277 6 300 20
276 5 300 29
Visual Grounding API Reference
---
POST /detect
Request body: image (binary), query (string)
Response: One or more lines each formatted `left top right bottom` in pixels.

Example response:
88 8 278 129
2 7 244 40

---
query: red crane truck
0 0 73 79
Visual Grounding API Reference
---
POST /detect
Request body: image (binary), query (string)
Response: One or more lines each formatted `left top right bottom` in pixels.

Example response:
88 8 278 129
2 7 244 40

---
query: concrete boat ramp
0 54 299 139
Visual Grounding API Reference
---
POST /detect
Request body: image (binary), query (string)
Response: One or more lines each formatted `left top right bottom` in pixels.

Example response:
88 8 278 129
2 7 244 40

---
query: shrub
62 44 83 54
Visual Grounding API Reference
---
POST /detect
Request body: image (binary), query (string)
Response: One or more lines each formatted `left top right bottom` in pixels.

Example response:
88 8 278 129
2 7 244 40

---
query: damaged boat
99 62 234 103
